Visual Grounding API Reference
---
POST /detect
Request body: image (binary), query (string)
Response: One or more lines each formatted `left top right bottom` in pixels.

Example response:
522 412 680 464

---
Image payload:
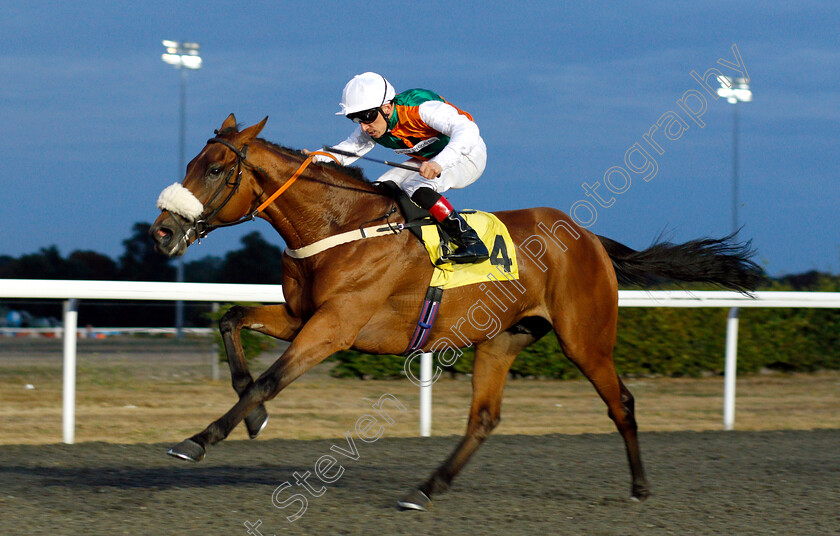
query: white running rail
2 279 839 443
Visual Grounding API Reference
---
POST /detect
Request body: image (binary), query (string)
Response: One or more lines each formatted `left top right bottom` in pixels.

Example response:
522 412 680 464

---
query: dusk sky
2 1 838 276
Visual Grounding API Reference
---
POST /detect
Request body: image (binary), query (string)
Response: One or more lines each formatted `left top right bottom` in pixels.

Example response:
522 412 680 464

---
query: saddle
374 180 519 290
375 180 474 263
374 180 437 243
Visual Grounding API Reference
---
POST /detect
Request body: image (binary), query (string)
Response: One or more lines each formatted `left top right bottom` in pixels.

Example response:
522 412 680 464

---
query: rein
191 138 340 238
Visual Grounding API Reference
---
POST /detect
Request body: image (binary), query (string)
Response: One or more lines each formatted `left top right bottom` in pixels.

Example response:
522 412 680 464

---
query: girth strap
404 286 444 355
284 224 401 259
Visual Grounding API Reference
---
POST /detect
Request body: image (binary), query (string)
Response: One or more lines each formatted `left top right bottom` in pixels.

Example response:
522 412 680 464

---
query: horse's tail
596 232 765 293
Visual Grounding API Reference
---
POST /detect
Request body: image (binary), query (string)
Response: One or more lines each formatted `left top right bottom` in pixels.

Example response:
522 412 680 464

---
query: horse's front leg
168 303 368 462
219 304 304 439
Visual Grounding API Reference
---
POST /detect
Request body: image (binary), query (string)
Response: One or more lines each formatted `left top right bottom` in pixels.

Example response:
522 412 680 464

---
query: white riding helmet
336 72 396 116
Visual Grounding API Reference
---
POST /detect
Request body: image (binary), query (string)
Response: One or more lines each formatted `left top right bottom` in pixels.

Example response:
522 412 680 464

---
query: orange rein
254 151 340 214
193 147 342 237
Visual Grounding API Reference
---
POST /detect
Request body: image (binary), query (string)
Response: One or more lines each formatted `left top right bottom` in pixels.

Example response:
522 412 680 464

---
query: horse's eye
208 167 223 178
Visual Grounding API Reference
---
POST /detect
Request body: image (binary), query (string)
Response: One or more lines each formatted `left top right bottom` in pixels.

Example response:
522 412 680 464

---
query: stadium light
717 76 752 105
161 41 202 70
717 76 751 234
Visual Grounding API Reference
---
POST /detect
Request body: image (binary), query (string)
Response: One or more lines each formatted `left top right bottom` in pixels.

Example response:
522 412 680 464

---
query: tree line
0 223 284 328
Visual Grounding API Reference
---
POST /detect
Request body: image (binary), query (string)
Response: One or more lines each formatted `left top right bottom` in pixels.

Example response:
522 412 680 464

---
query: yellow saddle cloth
420 211 520 290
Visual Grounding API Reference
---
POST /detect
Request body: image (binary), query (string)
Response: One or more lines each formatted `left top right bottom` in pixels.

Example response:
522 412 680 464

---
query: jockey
309 72 489 264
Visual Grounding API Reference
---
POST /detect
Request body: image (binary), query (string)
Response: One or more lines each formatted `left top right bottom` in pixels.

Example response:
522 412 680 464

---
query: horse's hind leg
219 304 302 439
615 376 648 497
399 330 539 511
555 318 650 500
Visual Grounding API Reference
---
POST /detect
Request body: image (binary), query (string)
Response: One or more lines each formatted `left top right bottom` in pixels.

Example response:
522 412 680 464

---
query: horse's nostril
152 225 173 244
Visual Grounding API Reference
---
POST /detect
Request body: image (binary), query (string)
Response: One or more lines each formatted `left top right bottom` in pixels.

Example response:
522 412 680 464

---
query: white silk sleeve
313 127 376 165
418 100 481 170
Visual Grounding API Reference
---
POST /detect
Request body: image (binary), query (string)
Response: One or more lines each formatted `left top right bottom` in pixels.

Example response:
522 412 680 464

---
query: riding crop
323 146 423 172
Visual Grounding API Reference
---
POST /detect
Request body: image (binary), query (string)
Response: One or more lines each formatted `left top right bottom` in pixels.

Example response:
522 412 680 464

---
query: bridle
179 137 341 242
190 137 253 238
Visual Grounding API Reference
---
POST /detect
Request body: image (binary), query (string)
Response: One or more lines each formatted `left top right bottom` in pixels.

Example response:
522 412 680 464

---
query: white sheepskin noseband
157 183 204 222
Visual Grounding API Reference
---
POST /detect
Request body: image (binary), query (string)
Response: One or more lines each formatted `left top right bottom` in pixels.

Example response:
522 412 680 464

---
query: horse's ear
239 116 269 144
220 113 237 132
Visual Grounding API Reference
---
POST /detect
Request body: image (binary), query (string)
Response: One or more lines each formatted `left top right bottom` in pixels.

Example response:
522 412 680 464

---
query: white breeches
378 137 487 197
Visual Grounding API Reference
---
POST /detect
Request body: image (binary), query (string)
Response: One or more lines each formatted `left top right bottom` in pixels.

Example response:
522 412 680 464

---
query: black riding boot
411 187 489 264
438 211 490 264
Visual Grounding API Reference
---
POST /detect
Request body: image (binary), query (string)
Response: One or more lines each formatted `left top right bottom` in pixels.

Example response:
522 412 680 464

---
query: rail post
62 299 79 444
420 352 433 437
210 302 220 381
723 307 740 430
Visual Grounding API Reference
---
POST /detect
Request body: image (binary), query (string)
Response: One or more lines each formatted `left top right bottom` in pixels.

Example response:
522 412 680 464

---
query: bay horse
150 114 763 510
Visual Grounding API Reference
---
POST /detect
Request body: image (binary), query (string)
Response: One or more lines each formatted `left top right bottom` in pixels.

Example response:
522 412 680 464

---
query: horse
150 114 763 510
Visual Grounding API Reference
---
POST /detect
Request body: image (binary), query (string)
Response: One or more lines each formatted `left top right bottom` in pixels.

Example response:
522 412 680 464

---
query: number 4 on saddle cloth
421 210 519 289
369 180 519 290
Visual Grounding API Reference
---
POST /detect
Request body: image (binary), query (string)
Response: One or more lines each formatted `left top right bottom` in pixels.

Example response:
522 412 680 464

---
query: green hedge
329 277 840 380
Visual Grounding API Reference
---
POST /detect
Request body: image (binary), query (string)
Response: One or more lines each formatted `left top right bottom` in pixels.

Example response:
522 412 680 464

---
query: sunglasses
347 108 381 125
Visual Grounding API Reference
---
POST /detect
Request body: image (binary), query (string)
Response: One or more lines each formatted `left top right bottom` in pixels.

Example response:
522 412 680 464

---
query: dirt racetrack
1 429 838 536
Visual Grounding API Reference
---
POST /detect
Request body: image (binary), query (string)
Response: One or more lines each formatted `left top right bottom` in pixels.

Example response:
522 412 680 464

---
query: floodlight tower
161 40 202 338
717 76 752 233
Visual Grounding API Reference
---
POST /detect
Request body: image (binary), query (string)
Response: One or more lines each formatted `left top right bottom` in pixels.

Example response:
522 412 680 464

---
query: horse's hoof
631 483 651 502
245 404 269 439
167 439 205 462
397 489 432 511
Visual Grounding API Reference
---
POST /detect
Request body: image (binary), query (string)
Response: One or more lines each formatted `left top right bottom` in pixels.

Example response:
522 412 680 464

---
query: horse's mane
215 124 379 191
